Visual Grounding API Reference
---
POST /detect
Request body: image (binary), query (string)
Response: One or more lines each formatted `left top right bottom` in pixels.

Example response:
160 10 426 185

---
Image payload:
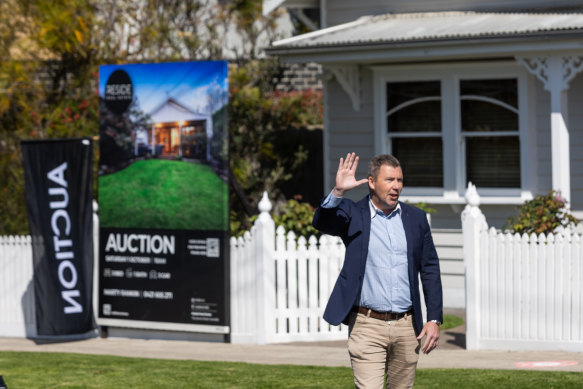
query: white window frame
372 61 534 205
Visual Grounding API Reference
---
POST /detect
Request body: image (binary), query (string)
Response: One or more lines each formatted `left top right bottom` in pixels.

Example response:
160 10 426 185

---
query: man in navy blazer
313 153 443 389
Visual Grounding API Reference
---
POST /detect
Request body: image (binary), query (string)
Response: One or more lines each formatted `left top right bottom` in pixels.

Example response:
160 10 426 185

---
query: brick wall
274 62 323 92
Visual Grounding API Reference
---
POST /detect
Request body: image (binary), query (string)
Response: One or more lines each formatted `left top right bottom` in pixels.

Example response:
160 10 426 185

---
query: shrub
273 196 320 238
411 202 437 215
230 196 319 238
504 190 579 235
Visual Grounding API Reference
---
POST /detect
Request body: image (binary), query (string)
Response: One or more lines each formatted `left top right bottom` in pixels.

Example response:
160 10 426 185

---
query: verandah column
516 55 583 203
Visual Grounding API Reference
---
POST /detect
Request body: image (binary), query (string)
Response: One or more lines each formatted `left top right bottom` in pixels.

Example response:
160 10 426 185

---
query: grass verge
0 351 581 388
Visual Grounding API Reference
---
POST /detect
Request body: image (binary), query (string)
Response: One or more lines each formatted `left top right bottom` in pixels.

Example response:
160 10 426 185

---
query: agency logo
104 69 133 114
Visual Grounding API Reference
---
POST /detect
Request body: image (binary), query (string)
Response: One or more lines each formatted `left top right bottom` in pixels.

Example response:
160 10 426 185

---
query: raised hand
332 152 368 197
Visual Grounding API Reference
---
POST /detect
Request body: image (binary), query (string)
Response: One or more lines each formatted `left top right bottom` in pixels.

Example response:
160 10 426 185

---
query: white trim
522 72 537 195
323 77 331 195
460 95 519 114
401 194 532 205
320 0 327 29
325 64 360 111
442 74 459 194
270 39 583 65
262 0 287 15
272 16 369 47
373 61 530 202
389 132 442 138
386 96 441 118
460 131 518 137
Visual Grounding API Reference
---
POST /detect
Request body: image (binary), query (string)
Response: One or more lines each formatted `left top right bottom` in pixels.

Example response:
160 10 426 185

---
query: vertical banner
97 61 229 334
21 138 95 336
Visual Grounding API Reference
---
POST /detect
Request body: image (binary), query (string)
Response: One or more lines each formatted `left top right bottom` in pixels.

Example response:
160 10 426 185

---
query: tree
0 0 321 235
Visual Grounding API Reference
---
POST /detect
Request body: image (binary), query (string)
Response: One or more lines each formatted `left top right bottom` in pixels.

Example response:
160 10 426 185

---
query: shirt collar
368 196 401 219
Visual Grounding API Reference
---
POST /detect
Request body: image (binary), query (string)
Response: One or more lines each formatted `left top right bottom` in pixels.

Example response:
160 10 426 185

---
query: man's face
368 164 403 213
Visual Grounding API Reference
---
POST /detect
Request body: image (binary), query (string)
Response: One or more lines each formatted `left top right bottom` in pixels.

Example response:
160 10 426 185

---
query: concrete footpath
0 327 581 372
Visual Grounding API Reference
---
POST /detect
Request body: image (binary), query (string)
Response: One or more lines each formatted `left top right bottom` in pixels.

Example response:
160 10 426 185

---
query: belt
351 306 412 321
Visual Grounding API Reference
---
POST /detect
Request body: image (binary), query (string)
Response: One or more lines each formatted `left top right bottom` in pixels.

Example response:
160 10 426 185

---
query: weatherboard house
135 97 213 162
265 0 583 307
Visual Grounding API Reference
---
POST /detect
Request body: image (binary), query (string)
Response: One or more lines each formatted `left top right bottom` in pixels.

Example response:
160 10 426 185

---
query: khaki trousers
347 311 420 389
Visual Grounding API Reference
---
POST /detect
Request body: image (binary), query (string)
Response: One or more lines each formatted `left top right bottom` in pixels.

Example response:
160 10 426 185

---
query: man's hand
417 321 440 354
333 152 368 197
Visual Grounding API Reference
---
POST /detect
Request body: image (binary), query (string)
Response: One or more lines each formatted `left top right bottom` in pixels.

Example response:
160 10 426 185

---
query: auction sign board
97 61 229 334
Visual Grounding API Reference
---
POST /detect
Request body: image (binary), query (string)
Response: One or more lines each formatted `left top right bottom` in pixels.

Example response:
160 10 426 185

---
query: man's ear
368 176 375 191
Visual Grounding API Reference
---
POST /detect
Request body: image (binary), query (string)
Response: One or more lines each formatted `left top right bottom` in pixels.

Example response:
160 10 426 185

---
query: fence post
461 182 487 350
253 191 276 344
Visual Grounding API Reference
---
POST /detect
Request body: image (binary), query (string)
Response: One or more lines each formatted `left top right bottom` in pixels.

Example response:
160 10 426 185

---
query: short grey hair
368 154 401 180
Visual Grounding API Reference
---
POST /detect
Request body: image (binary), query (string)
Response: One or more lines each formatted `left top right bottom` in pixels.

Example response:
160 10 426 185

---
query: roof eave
265 31 583 63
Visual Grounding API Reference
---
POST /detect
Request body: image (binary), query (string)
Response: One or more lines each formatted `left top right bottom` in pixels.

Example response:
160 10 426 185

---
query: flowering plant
503 190 579 235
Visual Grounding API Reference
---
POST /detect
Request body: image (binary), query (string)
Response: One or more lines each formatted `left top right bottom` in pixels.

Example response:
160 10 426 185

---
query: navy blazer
312 195 443 335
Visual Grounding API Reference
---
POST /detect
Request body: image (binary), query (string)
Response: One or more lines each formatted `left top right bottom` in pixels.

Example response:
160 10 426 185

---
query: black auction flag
21 138 95 336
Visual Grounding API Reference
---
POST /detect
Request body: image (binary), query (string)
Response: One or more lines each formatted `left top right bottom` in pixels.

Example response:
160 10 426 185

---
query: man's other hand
417 321 440 354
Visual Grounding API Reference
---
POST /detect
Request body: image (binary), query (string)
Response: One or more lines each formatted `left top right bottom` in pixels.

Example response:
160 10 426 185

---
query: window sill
401 194 532 205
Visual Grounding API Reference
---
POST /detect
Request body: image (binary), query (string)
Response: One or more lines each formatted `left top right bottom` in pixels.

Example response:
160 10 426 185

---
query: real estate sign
97 61 229 334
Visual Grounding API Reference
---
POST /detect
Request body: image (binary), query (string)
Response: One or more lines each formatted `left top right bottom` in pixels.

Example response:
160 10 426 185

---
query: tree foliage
0 0 322 235
228 60 323 233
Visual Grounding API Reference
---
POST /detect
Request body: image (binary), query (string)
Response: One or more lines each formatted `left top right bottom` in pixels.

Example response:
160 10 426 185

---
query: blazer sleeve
312 198 351 238
419 217 444 324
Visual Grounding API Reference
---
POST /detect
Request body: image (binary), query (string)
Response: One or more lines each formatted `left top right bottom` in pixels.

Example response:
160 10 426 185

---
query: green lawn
442 314 464 330
99 159 228 231
0 351 581 388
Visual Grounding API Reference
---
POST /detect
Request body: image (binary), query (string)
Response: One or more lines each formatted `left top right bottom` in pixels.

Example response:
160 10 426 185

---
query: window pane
392 138 443 187
461 79 518 133
388 101 441 132
460 79 517 108
461 100 518 132
466 136 520 188
387 82 441 133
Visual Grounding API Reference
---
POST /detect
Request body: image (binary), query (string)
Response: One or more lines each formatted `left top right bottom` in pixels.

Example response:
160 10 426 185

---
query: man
312 152 443 389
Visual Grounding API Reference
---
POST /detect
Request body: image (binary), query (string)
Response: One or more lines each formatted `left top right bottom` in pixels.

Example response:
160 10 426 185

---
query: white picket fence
3 187 583 351
230 192 348 344
0 235 35 337
463 183 583 352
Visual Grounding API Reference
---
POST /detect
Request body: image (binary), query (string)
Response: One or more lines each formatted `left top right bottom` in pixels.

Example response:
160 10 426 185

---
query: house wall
323 67 376 199
324 0 583 27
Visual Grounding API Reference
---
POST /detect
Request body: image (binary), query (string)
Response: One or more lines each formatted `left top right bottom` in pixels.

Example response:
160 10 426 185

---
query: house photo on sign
97 61 229 334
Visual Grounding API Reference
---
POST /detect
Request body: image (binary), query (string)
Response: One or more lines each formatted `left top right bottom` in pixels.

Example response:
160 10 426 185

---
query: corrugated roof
272 11 583 49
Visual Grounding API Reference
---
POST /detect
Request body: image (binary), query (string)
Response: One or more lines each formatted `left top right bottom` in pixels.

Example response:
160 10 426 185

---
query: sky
98 61 228 115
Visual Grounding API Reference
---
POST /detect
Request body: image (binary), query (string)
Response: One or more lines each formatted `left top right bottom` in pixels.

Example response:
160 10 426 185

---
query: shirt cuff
321 191 342 208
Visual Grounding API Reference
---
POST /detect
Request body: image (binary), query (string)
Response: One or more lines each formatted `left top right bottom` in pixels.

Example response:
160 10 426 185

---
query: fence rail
463 183 583 352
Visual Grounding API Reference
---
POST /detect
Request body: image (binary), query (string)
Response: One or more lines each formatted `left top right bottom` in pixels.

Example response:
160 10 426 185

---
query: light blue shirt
322 192 412 313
